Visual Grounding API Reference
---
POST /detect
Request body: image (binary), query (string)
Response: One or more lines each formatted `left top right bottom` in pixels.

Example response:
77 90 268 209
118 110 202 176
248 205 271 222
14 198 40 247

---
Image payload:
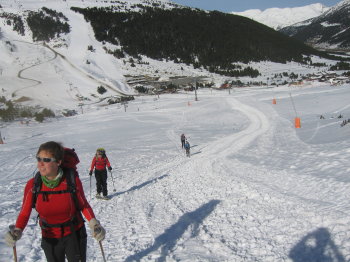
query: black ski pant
95 169 108 196
41 225 87 262
181 140 185 148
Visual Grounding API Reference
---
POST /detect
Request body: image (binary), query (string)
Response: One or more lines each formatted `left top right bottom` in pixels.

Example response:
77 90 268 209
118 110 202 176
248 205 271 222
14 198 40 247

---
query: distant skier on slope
89 148 112 200
181 133 186 148
184 140 191 157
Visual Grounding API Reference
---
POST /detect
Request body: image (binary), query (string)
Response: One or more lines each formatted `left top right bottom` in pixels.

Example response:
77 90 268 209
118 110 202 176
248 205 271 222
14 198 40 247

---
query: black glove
89 171 93 176
108 166 112 171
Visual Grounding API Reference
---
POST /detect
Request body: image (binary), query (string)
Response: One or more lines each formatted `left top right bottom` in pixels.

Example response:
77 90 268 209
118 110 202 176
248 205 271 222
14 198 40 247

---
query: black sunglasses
36 156 56 163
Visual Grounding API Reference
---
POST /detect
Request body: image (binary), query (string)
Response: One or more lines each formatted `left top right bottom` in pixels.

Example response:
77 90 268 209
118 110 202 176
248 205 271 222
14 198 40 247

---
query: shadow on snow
289 227 345 262
191 151 202 156
125 199 221 262
109 174 169 198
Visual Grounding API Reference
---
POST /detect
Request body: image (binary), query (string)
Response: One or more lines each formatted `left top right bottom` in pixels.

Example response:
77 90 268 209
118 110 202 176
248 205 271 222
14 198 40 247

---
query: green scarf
41 168 63 188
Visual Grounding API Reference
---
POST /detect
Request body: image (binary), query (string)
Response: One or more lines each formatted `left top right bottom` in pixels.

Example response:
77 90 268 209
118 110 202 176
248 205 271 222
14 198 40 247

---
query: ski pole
13 246 18 262
9 225 18 262
89 174 92 200
99 241 107 262
109 171 116 192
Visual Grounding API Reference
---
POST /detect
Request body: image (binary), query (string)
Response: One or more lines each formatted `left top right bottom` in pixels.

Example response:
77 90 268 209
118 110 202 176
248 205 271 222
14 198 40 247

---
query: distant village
125 71 350 95
291 72 350 86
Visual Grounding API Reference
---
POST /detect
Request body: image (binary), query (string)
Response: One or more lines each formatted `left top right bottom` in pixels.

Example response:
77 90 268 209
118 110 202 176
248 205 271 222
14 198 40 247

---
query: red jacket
15 172 95 238
90 156 111 171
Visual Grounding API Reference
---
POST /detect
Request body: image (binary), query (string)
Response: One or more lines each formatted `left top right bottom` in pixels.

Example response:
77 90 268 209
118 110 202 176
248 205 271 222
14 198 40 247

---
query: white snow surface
1 80 350 262
232 3 329 30
1 1 350 261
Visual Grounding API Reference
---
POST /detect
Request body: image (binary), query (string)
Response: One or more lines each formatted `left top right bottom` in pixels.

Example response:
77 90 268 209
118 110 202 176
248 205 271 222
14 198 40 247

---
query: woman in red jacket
4 141 106 262
89 148 112 199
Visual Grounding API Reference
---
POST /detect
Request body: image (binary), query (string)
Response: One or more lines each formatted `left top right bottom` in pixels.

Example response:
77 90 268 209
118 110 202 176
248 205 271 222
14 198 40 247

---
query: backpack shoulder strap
64 168 81 212
32 171 42 209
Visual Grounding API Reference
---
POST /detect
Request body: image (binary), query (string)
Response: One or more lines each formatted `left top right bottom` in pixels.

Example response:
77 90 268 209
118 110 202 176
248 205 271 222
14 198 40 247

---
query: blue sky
170 0 341 12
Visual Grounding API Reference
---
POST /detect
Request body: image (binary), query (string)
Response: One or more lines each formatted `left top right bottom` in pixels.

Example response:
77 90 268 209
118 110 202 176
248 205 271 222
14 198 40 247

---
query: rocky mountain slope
280 0 350 50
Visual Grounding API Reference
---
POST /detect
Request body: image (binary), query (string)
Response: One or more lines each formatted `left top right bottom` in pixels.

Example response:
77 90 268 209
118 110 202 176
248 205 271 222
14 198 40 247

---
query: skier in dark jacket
181 134 186 148
89 148 112 199
184 140 191 157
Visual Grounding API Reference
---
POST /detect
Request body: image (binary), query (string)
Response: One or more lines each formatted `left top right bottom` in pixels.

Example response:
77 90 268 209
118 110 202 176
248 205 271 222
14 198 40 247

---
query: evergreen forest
72 6 321 76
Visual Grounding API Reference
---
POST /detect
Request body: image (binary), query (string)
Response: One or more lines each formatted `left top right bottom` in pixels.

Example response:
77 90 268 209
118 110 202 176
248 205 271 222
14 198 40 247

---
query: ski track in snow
91 93 349 261
1 86 350 261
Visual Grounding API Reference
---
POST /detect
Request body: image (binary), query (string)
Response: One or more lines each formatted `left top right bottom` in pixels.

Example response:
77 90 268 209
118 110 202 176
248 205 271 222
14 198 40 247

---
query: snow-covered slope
232 3 329 30
0 0 176 111
1 82 350 261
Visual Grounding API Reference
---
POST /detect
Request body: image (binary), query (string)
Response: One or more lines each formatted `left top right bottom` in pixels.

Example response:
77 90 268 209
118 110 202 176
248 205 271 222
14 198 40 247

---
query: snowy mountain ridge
232 3 329 30
280 0 350 50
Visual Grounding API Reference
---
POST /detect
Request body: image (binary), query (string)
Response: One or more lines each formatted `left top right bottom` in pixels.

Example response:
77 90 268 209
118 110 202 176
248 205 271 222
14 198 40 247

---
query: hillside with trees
27 7 70 41
72 6 322 77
